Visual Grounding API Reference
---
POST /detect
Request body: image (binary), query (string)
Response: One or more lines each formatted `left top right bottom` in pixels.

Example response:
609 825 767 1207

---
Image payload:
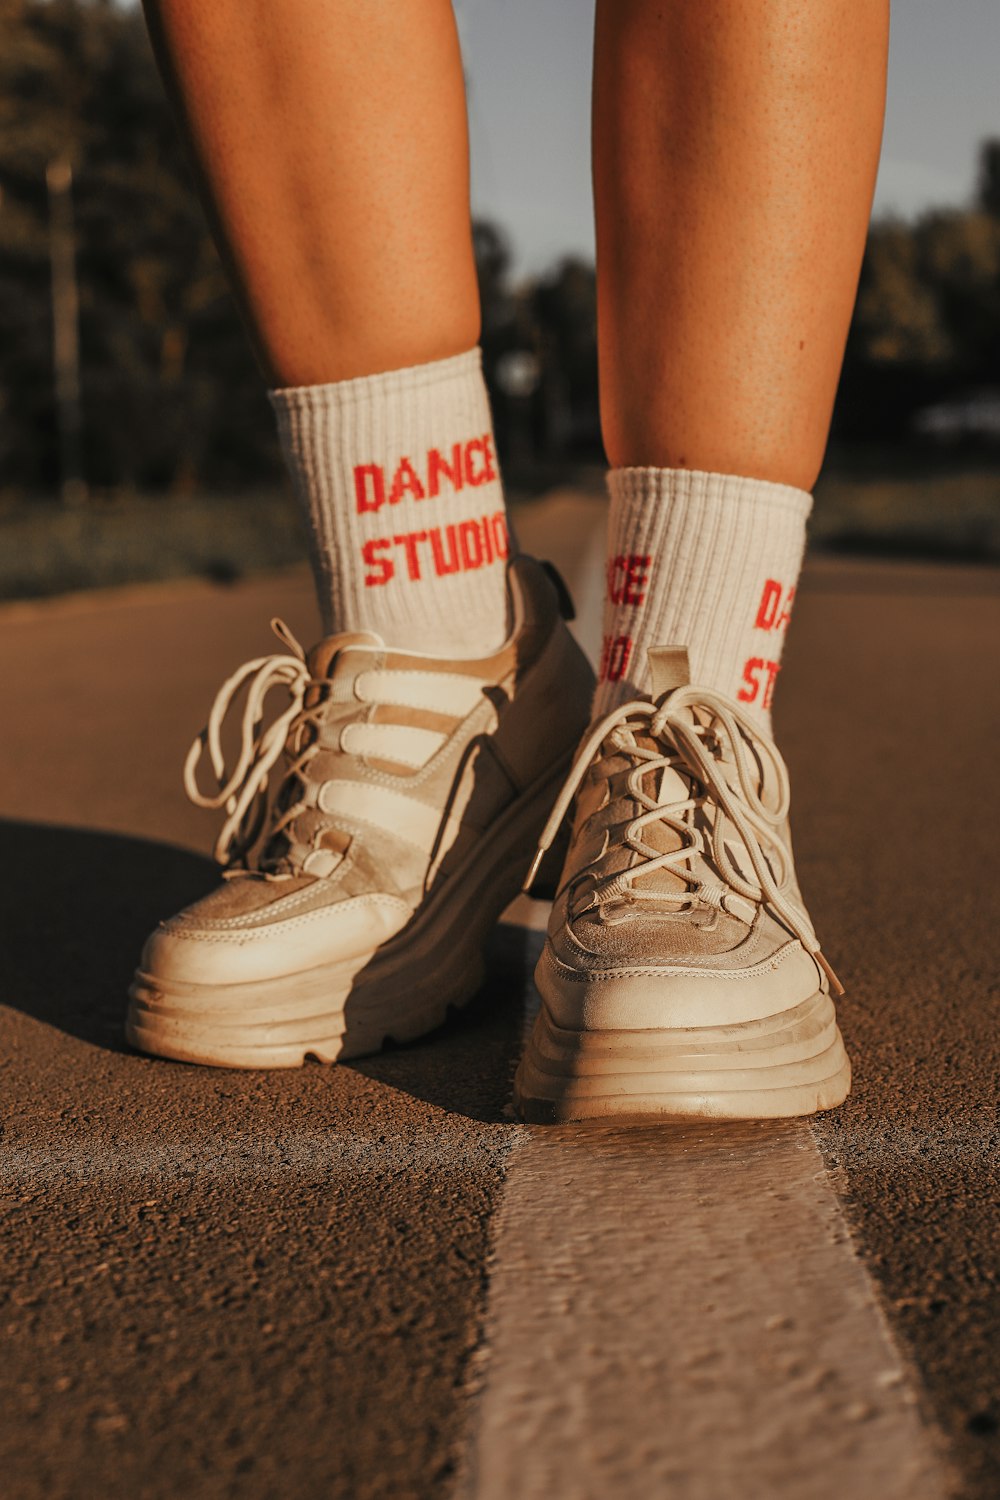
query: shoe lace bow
183 620 327 870
527 687 842 994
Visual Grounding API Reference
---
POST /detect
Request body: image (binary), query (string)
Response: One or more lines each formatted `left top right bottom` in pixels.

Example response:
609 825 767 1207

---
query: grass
812 459 1000 562
0 489 308 602
1 456 997 604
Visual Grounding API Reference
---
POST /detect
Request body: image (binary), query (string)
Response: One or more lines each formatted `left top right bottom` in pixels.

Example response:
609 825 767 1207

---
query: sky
456 0 1000 275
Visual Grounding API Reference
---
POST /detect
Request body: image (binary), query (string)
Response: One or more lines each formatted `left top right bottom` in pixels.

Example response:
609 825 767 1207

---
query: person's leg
594 0 887 487
516 1 889 1124
128 3 596 1068
590 0 888 717
143 0 477 384
143 0 509 654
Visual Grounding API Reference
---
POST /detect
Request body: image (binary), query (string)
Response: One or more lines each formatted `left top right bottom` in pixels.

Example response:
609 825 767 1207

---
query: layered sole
125 759 569 1069
513 990 852 1123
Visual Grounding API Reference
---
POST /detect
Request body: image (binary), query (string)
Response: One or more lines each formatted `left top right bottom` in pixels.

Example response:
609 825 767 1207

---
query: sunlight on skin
143 0 887 487
142 0 481 386
593 0 890 489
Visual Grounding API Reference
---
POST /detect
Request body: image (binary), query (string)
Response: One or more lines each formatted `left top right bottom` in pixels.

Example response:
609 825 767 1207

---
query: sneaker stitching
546 937 805 983
162 892 411 942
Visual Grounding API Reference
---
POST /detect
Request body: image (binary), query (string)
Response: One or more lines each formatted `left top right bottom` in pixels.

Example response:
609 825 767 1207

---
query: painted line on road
460 1116 952 1499
5 1108 986 1190
461 494 951 1498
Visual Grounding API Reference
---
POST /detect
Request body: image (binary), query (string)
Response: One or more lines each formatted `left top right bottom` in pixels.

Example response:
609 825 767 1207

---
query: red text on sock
362 511 509 586
354 435 498 514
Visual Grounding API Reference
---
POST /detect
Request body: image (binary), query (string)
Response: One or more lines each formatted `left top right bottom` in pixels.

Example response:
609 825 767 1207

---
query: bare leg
593 0 889 490
142 0 479 385
512 2 880 1127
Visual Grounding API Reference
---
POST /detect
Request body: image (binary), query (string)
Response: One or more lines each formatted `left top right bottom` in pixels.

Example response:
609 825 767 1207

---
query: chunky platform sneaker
126 557 594 1068
515 646 851 1123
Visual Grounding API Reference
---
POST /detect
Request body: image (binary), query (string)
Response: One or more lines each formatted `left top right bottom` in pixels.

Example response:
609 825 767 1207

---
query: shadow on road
346 922 541 1124
0 817 218 1055
0 817 532 1122
0 815 516 1500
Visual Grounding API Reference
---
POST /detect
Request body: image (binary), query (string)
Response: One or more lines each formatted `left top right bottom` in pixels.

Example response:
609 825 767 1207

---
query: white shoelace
183 620 321 869
526 687 843 995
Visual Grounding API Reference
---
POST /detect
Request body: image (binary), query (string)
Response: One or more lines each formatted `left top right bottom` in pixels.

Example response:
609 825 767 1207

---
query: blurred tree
0 1 552 492
919 207 1000 379
2 0 998 488
977 138 1000 217
835 137 1000 442
473 219 516 349
0 0 277 494
530 257 600 456
852 221 949 369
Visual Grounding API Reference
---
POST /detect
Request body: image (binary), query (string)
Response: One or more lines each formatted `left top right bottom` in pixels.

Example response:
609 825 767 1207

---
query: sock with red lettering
593 468 811 731
269 348 512 656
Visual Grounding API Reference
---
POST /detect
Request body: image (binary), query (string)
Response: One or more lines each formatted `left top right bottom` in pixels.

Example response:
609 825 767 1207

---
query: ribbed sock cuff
270 349 511 655
595 467 811 727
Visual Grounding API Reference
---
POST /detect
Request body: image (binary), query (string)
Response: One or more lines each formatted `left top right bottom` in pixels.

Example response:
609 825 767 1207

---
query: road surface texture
1 489 997 1499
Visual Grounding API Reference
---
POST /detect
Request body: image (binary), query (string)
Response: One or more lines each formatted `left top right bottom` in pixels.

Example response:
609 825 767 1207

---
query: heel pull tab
647 646 691 699
540 560 576 621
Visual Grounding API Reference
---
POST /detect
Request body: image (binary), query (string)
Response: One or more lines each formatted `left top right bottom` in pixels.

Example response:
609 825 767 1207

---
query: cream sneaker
126 557 594 1068
515 646 851 1122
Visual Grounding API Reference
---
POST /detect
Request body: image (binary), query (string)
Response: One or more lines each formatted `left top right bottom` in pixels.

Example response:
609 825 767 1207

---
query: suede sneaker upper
527 646 841 1032
127 556 595 1064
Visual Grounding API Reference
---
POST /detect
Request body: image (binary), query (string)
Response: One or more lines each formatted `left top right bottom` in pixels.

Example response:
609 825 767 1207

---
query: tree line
1 0 998 498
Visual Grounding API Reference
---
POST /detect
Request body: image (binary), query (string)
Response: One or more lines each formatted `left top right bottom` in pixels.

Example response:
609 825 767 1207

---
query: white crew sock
269 348 512 656
594 467 812 731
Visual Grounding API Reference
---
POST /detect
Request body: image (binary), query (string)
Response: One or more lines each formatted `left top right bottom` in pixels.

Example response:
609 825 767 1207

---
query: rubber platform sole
513 990 852 1122
125 759 569 1069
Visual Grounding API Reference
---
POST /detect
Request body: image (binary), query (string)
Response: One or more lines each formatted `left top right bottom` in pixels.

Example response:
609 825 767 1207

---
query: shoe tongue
619 727 691 810
307 629 384 682
628 766 690 895
616 719 694 897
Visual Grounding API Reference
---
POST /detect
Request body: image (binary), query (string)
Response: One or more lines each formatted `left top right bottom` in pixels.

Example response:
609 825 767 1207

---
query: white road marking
461 1120 951 1499
462 495 950 1498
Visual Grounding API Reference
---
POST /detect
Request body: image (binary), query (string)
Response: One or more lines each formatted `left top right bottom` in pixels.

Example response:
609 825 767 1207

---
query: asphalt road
0 491 997 1498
